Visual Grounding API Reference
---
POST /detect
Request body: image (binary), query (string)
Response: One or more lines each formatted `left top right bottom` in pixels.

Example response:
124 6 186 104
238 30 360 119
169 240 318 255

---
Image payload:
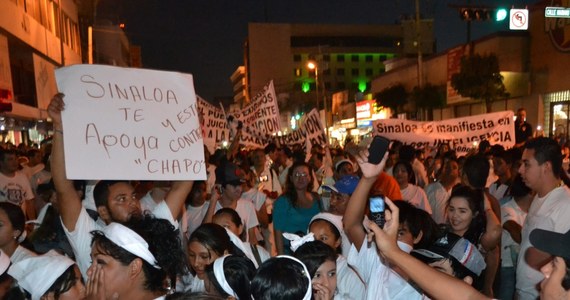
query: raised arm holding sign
51 64 199 279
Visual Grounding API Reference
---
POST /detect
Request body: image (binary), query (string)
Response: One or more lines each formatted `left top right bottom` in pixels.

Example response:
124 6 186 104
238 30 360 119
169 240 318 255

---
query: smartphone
215 184 224 194
369 195 386 228
368 136 390 164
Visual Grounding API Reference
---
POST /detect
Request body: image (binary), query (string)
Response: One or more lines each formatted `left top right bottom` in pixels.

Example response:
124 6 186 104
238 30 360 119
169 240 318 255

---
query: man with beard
48 94 193 279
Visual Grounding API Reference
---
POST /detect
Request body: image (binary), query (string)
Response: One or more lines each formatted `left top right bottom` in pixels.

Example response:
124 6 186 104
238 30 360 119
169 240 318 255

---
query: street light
307 60 328 138
307 60 319 112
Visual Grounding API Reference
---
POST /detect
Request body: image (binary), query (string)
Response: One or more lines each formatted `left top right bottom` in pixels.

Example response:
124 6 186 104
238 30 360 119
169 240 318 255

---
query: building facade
0 0 82 144
245 23 415 139
371 1 570 142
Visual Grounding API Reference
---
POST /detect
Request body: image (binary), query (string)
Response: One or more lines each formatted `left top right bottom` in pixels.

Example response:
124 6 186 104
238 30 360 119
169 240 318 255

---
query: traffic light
459 8 506 22
496 8 508 21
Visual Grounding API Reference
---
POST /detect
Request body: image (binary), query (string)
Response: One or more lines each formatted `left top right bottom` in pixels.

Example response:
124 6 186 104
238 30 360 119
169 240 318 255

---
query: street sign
510 8 529 30
545 7 570 18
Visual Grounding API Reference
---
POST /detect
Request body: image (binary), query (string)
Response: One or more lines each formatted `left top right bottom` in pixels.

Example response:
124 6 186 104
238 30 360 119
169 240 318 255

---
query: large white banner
198 80 281 152
274 109 327 150
55 64 206 180
373 111 515 153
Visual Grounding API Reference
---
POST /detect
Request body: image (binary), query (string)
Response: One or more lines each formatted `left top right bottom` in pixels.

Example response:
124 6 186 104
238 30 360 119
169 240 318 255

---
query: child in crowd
204 255 256 300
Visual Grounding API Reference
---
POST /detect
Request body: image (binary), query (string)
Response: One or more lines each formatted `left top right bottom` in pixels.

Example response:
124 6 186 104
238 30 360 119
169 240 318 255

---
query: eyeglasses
294 172 309 178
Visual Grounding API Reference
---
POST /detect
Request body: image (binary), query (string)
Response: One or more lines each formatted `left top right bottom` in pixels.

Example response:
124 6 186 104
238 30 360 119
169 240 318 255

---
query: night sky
105 0 537 101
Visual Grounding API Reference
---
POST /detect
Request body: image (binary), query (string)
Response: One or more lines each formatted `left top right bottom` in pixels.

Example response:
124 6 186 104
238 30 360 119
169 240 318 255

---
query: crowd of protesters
0 95 565 300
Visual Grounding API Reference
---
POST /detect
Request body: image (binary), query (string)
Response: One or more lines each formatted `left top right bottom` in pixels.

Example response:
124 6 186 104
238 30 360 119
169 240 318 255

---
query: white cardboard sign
55 64 206 180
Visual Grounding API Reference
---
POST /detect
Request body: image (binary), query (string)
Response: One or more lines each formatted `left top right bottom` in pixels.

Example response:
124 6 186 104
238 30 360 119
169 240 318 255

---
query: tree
375 84 408 116
451 53 509 113
411 83 446 120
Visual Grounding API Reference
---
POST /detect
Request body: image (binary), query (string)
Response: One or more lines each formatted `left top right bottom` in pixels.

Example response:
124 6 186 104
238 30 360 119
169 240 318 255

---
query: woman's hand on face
367 198 400 258
86 264 118 300
312 282 332 300
355 149 389 179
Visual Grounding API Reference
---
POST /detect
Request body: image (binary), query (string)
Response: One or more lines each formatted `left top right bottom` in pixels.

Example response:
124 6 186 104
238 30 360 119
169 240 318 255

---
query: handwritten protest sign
233 80 281 147
274 109 327 150
55 64 206 180
197 96 227 154
198 80 281 152
373 111 515 154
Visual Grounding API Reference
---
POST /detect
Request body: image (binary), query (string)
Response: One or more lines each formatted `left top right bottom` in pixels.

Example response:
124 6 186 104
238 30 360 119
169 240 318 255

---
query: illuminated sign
356 100 375 120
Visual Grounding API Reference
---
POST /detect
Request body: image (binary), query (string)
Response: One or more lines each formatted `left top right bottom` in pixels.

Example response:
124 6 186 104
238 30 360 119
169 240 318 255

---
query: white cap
8 250 74 300
102 223 160 269
309 213 350 255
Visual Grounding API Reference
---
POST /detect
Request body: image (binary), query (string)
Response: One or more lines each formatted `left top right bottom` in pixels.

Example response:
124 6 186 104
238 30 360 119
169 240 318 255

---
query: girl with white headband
251 255 312 300
182 223 247 293
203 255 255 299
308 213 366 300
87 216 187 299
8 250 85 300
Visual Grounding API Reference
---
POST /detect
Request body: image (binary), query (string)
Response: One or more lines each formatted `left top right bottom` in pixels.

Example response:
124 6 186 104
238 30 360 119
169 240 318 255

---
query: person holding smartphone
343 142 427 299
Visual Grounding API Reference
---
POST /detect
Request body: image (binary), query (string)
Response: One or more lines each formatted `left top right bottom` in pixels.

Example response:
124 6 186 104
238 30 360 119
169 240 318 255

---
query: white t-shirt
336 255 366 300
412 159 429 188
241 188 267 211
500 198 527 268
182 202 210 238
0 171 34 206
215 199 260 242
489 181 510 201
10 245 37 264
425 181 452 224
178 273 204 293
347 238 424 300
140 191 160 212
400 184 432 214
516 186 570 300
63 201 177 280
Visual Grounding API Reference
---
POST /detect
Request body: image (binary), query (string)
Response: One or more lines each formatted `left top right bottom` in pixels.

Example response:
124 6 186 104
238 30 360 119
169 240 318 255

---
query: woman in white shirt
394 161 432 214
0 202 37 263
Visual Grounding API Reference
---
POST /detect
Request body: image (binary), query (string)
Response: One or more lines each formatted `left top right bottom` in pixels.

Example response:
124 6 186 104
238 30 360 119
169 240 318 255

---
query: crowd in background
0 98 565 299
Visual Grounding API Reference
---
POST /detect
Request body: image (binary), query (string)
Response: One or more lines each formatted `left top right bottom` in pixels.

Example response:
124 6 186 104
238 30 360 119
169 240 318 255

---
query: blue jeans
498 267 516 300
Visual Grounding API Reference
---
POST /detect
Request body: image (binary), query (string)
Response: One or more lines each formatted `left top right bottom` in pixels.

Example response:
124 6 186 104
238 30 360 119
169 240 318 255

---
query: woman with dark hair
9 250 85 300
445 185 500 252
86 215 187 299
184 223 245 293
213 208 270 266
294 240 339 300
0 202 37 263
308 213 366 299
273 161 321 254
393 161 432 214
203 255 256 300
251 256 312 300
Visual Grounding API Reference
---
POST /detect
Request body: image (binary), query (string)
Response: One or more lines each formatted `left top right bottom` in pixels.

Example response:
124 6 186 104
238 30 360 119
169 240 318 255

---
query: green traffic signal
496 8 508 21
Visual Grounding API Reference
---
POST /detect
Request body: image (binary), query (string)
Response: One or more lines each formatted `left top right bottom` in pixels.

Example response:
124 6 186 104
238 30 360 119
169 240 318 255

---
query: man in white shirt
0 149 35 220
516 137 570 300
48 94 193 279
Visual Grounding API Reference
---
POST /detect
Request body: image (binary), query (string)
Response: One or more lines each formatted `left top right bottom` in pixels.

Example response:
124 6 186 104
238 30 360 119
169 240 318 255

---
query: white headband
283 232 315 252
102 223 160 269
225 228 259 268
8 250 74 300
277 255 312 300
213 255 237 298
